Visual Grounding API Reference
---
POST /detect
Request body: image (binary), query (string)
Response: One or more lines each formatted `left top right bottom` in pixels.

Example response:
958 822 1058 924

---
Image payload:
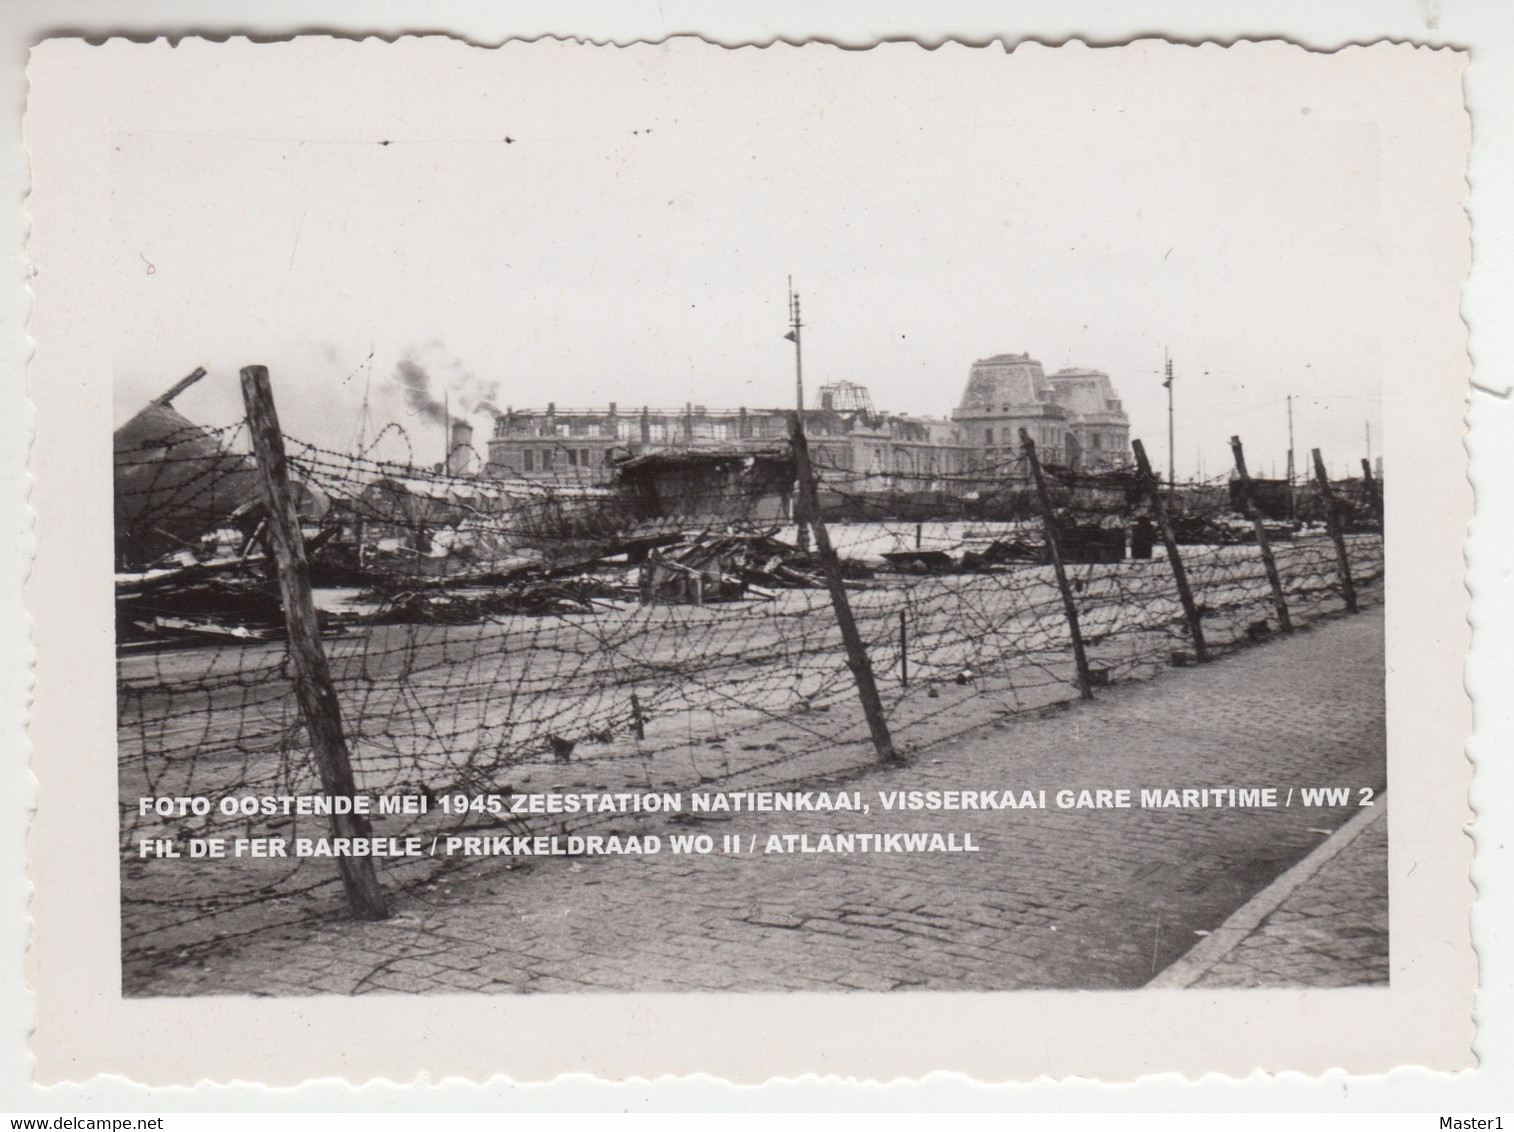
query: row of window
518 447 606 472
983 426 1125 451
505 431 1122 475
986 427 1061 448
495 417 794 442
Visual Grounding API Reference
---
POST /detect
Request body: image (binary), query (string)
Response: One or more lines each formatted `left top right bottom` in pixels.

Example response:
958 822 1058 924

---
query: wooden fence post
1361 458 1384 526
1230 436 1293 634
1313 448 1359 614
630 691 646 741
240 365 389 921
1021 429 1095 699
898 608 909 689
790 414 897 761
1132 439 1209 663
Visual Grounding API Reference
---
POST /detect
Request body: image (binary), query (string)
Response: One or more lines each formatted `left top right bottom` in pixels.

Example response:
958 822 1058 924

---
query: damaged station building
484 353 1132 522
112 351 1139 631
111 354 1375 644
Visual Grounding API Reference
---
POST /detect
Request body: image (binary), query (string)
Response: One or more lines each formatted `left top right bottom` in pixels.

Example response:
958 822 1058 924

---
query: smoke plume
390 343 502 427
393 356 449 425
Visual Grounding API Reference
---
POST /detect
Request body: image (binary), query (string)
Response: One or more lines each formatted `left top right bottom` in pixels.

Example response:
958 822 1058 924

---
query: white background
101 46 1384 485
3 0 1511 1117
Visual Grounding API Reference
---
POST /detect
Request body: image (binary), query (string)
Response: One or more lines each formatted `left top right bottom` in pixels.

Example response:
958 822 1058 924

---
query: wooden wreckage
115 370 623 645
114 368 1383 645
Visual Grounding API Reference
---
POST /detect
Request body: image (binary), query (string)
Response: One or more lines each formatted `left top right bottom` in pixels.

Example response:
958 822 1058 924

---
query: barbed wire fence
116 368 1385 973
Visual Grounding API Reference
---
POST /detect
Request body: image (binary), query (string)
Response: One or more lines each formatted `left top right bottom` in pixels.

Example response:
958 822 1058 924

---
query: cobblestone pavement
129 608 1387 995
1154 800 1389 988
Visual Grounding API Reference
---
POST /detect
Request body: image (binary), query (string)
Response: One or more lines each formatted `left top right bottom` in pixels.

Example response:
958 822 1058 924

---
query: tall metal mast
786 279 810 550
1286 394 1296 522
358 355 371 453
353 352 375 567
1163 352 1175 502
787 278 805 414
351 349 376 457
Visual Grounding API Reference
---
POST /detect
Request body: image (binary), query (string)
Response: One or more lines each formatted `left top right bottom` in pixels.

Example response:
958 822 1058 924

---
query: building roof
1047 368 1129 422
957 353 1053 413
113 402 263 568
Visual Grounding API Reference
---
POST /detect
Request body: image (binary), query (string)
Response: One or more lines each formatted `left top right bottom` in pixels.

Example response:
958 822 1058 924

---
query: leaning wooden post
1313 448 1359 614
898 608 909 689
1021 430 1094 699
630 691 647 741
240 365 389 921
790 414 897 761
1230 436 1293 634
1361 458 1384 526
1132 439 1209 663
148 365 208 408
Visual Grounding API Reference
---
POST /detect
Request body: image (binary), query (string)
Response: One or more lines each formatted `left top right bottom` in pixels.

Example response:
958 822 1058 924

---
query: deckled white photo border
20 33 1474 1088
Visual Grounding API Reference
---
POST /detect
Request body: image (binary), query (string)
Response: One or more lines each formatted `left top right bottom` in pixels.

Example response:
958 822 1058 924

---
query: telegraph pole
1286 394 1296 522
1163 353 1175 503
786 279 811 550
356 353 374 455
355 353 374 566
787 278 805 416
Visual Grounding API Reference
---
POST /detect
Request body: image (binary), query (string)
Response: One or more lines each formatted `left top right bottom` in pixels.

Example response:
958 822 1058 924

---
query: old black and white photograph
22 32 1475 1084
105 37 1395 998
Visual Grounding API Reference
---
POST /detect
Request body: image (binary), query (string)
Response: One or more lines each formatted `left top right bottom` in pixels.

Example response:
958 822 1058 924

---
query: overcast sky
106 39 1388 480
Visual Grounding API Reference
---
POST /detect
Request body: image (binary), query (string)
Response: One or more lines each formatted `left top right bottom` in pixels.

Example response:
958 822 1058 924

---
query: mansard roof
957 353 1050 412
1049 367 1128 421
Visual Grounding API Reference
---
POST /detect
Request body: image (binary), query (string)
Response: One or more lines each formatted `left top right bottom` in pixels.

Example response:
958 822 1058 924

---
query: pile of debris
1055 524 1128 563
880 524 1127 573
115 551 359 647
637 529 872 605
1170 515 1297 546
961 538 1045 568
364 573 628 624
883 538 1046 574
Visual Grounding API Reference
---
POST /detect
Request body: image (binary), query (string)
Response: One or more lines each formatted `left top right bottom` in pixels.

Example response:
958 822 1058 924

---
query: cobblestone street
129 607 1388 996
1157 799 1389 989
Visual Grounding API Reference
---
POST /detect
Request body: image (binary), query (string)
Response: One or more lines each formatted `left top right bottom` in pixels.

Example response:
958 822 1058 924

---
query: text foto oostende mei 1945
136 785 1379 821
